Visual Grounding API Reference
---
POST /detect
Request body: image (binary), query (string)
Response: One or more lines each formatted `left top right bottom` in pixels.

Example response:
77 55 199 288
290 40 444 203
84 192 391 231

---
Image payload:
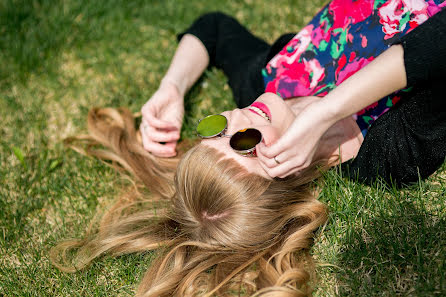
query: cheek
260 126 280 146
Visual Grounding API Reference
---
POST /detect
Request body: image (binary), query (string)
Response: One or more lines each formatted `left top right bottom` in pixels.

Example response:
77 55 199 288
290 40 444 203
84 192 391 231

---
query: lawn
1 0 445 296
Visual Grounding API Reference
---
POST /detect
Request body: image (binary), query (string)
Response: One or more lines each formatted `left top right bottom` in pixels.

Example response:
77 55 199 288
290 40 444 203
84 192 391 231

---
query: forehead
201 138 269 179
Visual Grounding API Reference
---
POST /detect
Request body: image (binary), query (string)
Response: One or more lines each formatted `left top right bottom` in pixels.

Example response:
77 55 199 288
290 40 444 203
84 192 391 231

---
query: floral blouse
263 0 446 136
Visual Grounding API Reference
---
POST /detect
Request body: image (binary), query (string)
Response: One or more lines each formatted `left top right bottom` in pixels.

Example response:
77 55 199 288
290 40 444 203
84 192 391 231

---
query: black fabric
178 12 294 107
266 32 297 63
397 8 446 86
343 79 446 186
343 8 446 186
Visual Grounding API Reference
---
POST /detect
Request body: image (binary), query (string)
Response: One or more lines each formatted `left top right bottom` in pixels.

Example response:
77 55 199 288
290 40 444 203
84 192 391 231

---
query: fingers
143 113 178 130
257 141 290 168
141 101 179 130
256 146 279 169
264 162 305 178
141 118 180 142
257 155 304 178
142 124 180 143
140 125 178 157
257 141 282 159
257 143 307 178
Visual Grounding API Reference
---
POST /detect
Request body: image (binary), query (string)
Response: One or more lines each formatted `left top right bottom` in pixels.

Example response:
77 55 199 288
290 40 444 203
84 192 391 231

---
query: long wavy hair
51 107 328 297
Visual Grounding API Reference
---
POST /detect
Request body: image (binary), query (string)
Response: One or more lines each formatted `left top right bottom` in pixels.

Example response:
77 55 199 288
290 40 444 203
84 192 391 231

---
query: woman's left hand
257 100 333 178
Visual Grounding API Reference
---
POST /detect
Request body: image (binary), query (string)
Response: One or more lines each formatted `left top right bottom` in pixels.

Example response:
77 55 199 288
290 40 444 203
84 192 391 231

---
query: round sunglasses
196 114 262 157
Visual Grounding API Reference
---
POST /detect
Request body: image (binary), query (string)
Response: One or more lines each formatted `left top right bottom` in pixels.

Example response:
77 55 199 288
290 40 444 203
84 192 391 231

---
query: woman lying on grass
52 1 446 296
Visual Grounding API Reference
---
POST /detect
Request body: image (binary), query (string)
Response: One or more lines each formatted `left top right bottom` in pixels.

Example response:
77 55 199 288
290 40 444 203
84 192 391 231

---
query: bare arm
161 34 210 96
258 44 407 177
140 34 209 157
318 44 406 128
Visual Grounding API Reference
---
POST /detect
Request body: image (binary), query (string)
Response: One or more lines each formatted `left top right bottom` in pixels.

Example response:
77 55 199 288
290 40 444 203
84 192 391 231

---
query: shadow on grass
336 197 446 296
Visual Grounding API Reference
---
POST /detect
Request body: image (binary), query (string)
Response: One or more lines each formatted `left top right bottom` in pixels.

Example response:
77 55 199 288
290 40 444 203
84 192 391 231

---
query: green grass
1 0 445 296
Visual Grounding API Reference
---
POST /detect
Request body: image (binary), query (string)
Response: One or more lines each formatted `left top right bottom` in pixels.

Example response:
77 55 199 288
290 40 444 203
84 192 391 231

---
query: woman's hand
258 45 408 178
140 81 184 157
257 100 334 178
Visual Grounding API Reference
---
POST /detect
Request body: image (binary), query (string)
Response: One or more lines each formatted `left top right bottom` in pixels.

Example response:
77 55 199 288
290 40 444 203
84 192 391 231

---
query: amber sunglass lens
197 115 227 137
230 128 262 151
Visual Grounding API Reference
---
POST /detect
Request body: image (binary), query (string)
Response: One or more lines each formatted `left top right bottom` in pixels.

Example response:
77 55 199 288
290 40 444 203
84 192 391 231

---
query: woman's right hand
257 100 334 178
140 80 184 157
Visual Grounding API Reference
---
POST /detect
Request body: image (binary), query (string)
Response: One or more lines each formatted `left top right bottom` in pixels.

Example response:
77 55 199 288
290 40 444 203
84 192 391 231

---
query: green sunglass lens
230 128 262 151
197 115 227 137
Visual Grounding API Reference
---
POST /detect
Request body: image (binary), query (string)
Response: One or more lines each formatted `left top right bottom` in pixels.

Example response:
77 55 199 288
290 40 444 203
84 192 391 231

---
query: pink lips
248 101 272 122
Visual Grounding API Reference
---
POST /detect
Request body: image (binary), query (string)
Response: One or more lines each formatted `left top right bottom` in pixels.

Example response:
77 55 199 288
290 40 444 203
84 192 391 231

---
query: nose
227 109 251 134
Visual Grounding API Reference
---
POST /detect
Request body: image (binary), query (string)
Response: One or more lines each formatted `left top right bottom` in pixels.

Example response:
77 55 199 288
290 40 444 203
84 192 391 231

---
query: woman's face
201 93 295 179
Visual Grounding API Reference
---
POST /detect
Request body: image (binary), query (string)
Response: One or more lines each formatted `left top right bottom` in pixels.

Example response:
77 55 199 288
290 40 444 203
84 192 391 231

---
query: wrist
160 77 185 98
312 96 343 128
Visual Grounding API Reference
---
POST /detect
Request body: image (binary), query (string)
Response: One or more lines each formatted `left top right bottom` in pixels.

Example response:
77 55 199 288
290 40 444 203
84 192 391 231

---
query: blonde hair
51 107 328 297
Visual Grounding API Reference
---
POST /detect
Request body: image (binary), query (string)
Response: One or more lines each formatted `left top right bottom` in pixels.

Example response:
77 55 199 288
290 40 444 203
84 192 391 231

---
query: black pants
179 12 446 186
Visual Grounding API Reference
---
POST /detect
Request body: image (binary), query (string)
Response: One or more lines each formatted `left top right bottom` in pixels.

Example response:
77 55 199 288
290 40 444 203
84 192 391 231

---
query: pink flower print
347 33 354 43
335 54 348 80
356 101 379 116
336 56 374 84
349 51 356 62
378 0 429 40
283 61 310 85
266 59 324 98
329 0 374 29
311 25 332 48
278 39 300 58
356 108 366 116
427 0 446 16
264 81 277 94
392 95 401 105
379 0 405 39
268 24 314 68
360 34 368 48
265 61 308 95
304 58 325 88
291 80 316 97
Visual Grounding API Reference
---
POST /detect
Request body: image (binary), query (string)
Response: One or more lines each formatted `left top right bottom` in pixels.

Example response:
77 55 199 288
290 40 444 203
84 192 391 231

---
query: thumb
258 139 284 159
144 114 178 130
